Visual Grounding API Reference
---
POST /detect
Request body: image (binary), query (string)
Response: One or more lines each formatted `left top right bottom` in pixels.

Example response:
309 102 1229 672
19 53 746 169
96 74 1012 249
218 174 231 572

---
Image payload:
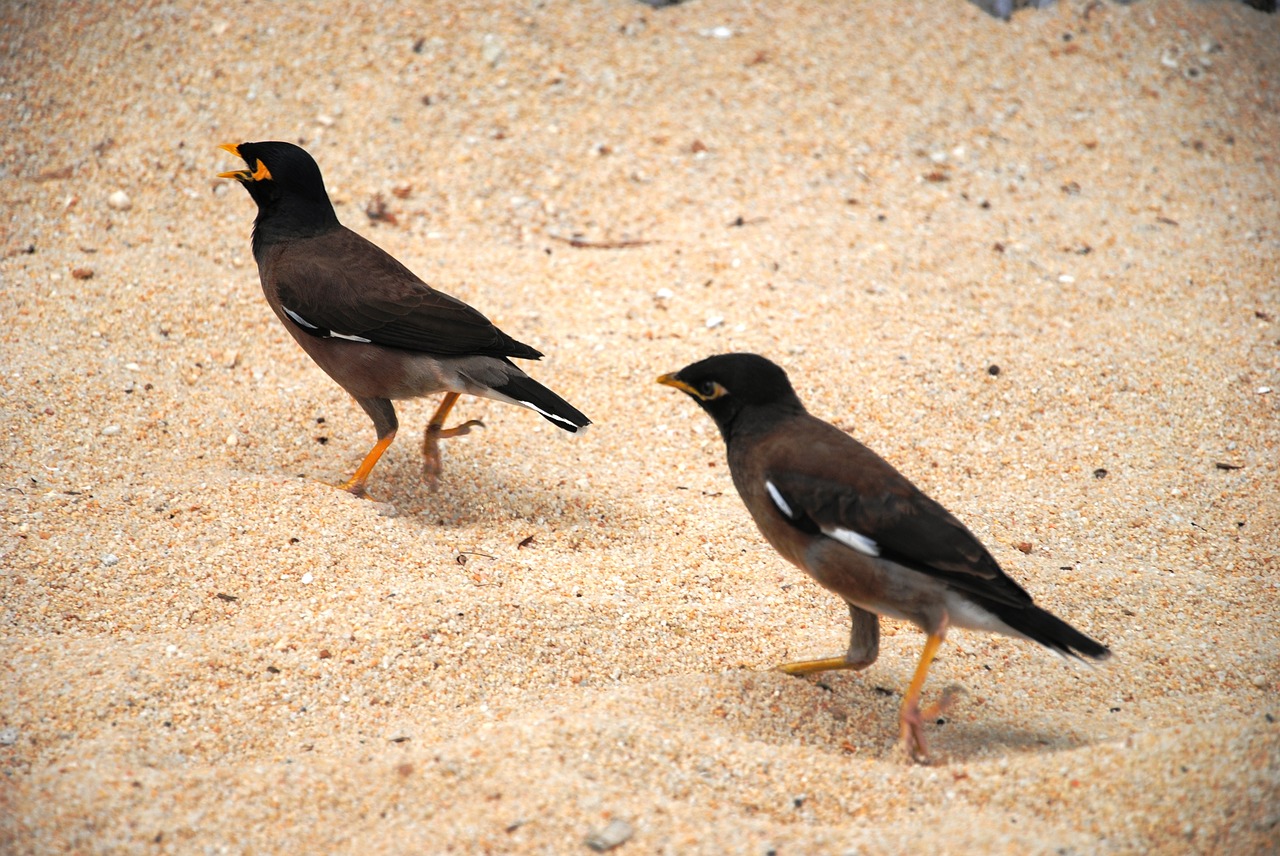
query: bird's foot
335 477 372 499
899 702 933 765
921 684 965 721
899 685 963 765
421 419 485 491
777 655 871 676
432 419 485 441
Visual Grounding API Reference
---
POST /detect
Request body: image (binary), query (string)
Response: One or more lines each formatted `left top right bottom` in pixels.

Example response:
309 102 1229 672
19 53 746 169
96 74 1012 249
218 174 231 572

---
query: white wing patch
328 330 372 343
823 525 881 557
283 305 371 343
766 479 878 557
283 306 320 329
764 480 795 519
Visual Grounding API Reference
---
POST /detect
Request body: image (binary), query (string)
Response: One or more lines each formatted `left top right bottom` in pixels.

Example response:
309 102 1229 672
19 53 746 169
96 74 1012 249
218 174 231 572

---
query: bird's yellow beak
656 373 696 395
217 143 270 182
657 372 727 401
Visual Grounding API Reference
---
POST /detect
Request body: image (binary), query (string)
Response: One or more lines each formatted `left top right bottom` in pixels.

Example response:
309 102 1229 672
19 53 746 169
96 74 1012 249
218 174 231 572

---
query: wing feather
758 420 1032 608
274 228 542 360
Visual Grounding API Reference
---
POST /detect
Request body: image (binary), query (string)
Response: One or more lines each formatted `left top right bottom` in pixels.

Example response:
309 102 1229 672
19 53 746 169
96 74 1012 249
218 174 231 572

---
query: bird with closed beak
219 141 588 497
658 353 1109 763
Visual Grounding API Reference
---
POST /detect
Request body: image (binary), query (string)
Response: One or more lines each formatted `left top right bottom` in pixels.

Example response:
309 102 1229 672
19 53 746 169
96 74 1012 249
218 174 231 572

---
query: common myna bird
658 353 1109 763
219 141 589 496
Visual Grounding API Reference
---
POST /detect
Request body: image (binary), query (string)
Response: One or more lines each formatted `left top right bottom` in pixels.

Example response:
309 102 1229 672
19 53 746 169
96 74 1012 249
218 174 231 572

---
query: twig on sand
549 233 657 249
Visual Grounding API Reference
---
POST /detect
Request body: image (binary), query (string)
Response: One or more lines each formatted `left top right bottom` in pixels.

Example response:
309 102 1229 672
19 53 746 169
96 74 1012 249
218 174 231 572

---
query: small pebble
1258 387 1272 395
654 287 673 301
107 190 132 211
0 727 18 746
102 554 119 567
703 26 733 39
102 425 121 436
705 315 724 329
585 818 634 852
301 572 314 584
481 34 505 67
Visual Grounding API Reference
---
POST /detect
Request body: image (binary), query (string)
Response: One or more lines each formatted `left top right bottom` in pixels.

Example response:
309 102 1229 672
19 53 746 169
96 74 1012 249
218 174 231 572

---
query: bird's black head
219 141 339 249
658 353 804 441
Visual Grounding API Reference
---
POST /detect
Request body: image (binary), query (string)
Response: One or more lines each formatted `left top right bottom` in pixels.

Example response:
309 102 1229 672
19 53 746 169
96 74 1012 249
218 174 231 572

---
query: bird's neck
251 199 340 258
721 400 804 448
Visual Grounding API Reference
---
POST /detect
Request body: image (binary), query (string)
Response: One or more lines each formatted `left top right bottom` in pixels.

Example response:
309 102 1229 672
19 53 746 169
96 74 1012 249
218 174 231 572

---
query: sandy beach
2 0 1278 852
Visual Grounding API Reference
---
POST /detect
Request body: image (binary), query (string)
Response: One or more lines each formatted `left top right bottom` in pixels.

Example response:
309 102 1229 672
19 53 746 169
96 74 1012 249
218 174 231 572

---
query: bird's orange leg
900 621 956 765
421 393 484 489
338 431 397 498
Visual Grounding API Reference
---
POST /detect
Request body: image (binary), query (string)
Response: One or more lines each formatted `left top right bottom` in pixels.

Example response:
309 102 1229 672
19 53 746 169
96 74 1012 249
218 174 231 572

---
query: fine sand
2 1 1278 852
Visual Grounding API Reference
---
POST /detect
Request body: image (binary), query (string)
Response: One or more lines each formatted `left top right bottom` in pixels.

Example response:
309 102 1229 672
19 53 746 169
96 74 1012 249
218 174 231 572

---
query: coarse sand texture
2 1 1277 853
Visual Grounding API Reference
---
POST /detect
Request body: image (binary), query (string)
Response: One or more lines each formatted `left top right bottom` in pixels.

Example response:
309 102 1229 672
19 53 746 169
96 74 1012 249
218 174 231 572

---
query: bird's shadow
727 668 1103 766
333 436 608 533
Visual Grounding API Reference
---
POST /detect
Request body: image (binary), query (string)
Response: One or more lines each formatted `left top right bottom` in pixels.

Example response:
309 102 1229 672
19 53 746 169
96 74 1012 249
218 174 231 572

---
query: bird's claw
336 478 372 499
900 706 933 765
432 418 484 439
921 684 965 721
422 420 485 491
900 684 964 764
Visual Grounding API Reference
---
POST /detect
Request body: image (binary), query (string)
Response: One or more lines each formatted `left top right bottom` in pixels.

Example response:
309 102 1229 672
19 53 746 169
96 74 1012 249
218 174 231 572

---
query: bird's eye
698 380 726 400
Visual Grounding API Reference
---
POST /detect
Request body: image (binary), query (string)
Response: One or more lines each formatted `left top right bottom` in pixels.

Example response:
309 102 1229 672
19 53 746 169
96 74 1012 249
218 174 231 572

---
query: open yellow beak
217 143 270 181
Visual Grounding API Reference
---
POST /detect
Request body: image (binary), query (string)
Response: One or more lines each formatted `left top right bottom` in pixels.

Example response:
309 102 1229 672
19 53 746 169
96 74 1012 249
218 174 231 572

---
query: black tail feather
493 374 590 433
991 602 1110 661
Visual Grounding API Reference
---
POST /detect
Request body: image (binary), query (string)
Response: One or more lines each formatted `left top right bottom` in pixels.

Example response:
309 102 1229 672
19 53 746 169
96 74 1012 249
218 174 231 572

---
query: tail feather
491 373 590 433
990 601 1110 662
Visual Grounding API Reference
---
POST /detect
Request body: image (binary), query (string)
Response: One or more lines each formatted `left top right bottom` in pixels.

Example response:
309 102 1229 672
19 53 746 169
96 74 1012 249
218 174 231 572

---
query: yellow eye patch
696 380 728 401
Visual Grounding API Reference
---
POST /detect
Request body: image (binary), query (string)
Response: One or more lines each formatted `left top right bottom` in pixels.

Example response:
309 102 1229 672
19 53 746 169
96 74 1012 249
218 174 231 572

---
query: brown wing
274 227 542 360
754 417 1033 608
